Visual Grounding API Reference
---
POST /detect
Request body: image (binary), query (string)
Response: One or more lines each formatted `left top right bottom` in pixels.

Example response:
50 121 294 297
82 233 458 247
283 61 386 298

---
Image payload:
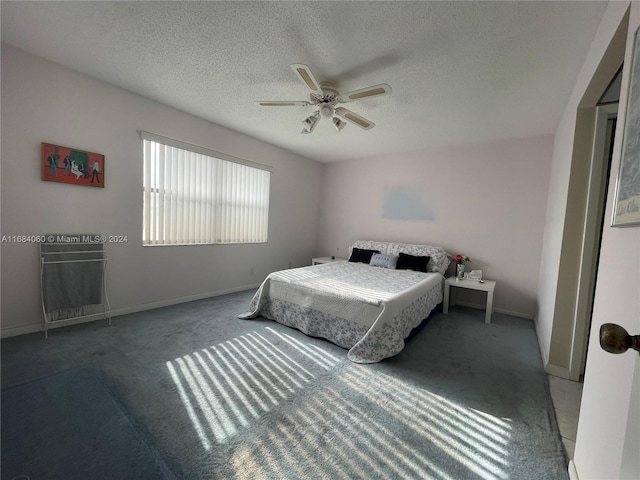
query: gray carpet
1 368 175 480
1 290 568 479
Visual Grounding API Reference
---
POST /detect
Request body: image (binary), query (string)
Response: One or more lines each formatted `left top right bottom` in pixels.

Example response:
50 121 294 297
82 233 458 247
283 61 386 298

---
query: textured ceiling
1 1 608 163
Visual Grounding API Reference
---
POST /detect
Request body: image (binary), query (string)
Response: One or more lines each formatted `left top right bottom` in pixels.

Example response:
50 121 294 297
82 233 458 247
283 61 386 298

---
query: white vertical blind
142 134 271 246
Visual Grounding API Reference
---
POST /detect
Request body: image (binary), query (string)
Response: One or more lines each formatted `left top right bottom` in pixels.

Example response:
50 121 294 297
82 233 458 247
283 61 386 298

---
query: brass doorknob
599 323 640 355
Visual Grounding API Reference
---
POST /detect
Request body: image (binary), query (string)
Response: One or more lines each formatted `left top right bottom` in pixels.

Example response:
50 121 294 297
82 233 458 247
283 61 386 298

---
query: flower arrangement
454 254 470 265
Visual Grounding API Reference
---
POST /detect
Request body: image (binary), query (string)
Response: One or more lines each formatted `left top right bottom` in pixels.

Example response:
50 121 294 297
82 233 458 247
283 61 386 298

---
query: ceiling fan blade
337 83 392 103
255 101 310 106
290 63 323 95
334 107 375 130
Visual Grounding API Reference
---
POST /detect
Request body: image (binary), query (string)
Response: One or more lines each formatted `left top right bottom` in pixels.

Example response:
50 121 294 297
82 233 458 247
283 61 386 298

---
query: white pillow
369 253 398 269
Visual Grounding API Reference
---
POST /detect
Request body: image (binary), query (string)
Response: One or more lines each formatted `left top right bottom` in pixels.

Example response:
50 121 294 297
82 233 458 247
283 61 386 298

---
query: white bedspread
238 262 443 363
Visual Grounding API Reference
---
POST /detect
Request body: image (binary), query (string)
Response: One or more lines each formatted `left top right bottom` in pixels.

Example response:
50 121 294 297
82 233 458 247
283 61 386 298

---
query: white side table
443 277 497 323
312 256 348 265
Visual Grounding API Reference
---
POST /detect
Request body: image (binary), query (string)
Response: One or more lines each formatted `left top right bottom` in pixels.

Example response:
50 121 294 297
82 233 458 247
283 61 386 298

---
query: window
141 131 271 246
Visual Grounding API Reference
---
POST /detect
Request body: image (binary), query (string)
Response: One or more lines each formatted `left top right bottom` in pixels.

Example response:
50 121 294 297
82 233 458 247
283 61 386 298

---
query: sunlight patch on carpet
166 327 341 448
227 367 513 480
167 329 515 478
340 369 512 479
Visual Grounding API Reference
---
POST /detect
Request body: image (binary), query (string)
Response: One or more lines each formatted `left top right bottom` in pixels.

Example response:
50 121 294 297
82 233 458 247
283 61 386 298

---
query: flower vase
456 263 465 280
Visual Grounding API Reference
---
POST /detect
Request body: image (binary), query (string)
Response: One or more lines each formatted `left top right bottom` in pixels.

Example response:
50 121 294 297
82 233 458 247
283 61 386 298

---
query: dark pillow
396 252 430 272
348 248 380 264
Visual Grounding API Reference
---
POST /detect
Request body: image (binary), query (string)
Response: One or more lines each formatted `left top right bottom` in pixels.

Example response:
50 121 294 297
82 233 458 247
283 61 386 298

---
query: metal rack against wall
39 239 111 338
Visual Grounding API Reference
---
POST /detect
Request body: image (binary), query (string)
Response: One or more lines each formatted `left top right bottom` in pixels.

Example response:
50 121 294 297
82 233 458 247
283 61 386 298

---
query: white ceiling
1 1 608 163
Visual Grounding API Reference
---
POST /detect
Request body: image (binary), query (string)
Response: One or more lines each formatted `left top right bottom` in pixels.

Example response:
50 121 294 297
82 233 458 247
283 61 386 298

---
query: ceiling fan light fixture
301 112 320 134
319 104 334 118
333 117 346 132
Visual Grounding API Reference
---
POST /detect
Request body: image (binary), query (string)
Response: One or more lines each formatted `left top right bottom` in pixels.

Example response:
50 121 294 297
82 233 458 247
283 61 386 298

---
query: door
571 120 640 479
619 357 640 478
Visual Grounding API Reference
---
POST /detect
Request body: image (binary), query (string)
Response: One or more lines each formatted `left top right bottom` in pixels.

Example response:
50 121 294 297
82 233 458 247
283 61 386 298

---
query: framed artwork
41 143 104 188
612 26 640 227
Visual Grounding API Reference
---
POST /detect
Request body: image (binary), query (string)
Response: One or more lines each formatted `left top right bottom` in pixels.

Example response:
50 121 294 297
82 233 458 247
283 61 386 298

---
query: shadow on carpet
1 367 175 480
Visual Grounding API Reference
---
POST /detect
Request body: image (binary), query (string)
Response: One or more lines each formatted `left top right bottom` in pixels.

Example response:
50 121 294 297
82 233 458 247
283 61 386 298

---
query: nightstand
312 256 348 265
443 277 496 323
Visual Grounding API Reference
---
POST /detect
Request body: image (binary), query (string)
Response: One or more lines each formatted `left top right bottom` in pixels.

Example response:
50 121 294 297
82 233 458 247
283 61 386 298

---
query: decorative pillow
348 248 380 264
369 253 398 269
395 252 430 272
349 240 451 274
390 243 451 275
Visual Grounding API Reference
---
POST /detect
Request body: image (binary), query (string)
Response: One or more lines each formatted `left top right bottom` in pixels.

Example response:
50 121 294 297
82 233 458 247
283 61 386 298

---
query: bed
239 241 451 363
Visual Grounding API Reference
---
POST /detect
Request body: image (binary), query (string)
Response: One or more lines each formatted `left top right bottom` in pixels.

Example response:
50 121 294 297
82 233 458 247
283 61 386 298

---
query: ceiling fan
256 63 392 134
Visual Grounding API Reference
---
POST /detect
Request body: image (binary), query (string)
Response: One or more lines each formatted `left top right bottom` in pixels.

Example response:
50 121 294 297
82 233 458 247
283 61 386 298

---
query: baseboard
111 283 261 317
454 300 534 320
533 314 550 366
0 283 261 338
1 323 45 338
568 460 580 480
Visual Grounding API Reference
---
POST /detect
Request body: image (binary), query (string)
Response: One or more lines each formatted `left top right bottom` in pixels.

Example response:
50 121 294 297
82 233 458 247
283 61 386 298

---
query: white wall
0 44 322 335
318 136 553 318
571 3 640 478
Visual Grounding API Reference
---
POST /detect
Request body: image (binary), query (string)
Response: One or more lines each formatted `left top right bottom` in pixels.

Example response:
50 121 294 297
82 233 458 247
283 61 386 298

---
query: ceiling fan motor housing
312 83 338 106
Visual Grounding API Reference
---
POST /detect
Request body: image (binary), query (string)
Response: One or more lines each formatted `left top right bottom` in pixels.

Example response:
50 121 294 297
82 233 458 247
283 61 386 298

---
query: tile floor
548 375 584 460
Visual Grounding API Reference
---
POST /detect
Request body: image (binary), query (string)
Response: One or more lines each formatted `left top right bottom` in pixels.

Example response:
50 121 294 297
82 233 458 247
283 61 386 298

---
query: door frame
568 103 618 380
